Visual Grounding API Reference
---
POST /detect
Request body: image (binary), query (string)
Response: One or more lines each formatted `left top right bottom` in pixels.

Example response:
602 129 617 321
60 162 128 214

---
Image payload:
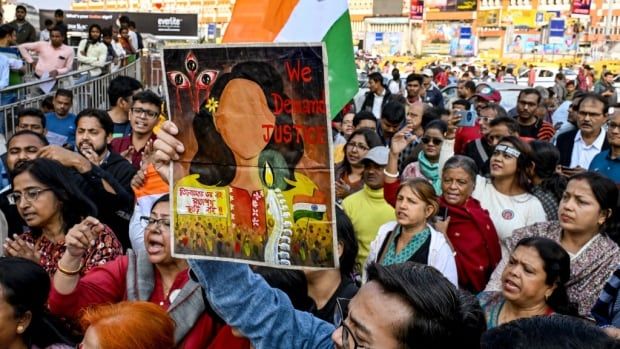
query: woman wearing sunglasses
3 158 122 276
401 120 447 195
48 194 249 349
335 128 382 202
471 136 546 249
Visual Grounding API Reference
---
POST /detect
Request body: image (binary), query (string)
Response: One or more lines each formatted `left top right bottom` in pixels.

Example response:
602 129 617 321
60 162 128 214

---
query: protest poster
162 44 337 268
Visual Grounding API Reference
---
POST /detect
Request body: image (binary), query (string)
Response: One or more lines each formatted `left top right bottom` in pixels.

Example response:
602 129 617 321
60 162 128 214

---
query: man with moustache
38 109 136 249
0 130 49 235
342 146 395 266
556 93 610 172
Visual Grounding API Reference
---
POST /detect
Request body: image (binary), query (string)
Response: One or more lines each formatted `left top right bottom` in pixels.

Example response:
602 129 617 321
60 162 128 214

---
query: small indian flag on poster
223 0 358 119
293 194 327 222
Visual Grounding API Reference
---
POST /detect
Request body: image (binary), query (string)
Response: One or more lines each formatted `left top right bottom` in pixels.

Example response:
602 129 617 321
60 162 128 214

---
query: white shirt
570 129 607 169
371 90 385 119
472 176 547 249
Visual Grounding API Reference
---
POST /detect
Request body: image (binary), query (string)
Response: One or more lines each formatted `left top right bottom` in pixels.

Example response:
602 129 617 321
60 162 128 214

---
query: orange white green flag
223 0 358 118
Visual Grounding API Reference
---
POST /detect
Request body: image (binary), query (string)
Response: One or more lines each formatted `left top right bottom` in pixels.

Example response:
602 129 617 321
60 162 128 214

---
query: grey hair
442 155 478 181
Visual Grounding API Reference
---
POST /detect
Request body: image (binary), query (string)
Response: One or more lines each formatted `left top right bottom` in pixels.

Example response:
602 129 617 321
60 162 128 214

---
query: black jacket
361 88 392 117
556 129 610 167
463 138 492 176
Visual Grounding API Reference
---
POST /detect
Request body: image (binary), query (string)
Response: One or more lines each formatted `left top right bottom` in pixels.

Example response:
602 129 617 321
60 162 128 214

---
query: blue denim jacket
188 259 335 349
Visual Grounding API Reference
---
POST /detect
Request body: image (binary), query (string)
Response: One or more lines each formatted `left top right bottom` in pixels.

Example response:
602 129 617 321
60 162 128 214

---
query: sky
19 0 72 10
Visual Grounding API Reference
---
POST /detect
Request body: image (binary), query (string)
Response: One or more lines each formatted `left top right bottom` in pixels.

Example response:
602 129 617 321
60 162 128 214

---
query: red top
439 196 502 293
21 225 122 277
384 181 502 292
48 256 249 349
454 124 482 155
110 133 158 170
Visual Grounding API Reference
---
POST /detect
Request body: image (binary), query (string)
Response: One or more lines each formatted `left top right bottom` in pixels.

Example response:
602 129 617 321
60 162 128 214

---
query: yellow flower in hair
205 97 219 114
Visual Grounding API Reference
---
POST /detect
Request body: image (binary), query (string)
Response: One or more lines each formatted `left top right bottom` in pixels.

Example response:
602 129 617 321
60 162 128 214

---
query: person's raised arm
384 127 415 206
53 216 103 294
153 120 190 184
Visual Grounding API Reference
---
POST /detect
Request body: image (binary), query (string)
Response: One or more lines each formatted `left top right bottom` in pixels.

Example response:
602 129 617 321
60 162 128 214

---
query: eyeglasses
421 136 443 145
347 142 369 152
335 298 366 349
608 122 620 131
7 188 52 205
578 111 604 119
131 107 159 119
140 216 171 229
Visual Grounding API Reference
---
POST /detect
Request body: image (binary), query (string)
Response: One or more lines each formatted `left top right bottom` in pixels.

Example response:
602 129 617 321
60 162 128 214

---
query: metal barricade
0 57 142 140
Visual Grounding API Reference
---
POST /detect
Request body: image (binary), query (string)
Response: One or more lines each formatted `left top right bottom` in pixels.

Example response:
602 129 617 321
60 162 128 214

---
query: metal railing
0 57 142 139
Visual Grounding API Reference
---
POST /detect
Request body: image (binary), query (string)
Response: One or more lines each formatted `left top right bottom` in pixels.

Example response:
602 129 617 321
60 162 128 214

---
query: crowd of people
0 24 619 347
0 7 144 106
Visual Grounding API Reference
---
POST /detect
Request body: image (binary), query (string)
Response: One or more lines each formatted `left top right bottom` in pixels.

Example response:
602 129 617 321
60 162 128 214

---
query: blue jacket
188 259 335 348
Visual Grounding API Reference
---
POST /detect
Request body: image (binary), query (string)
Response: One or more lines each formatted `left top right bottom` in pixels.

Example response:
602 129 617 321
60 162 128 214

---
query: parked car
517 68 577 88
441 82 527 112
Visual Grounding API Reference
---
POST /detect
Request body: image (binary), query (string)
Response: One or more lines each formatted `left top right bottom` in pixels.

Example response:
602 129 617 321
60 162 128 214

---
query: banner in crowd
163 44 337 268
222 0 357 120
426 0 477 11
38 10 198 39
478 9 500 27
571 0 592 15
410 0 425 21
549 18 566 44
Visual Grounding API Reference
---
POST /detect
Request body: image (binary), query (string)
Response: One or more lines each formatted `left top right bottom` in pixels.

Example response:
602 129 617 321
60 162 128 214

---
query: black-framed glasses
335 298 366 349
7 188 52 205
607 121 620 131
421 136 443 145
131 107 159 119
347 142 369 152
140 216 170 229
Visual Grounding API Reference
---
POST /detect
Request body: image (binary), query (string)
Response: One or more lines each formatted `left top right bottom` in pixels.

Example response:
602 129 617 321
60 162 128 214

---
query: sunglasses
421 136 443 145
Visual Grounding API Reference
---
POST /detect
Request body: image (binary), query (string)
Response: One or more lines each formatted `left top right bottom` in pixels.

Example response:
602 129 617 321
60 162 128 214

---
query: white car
517 68 577 88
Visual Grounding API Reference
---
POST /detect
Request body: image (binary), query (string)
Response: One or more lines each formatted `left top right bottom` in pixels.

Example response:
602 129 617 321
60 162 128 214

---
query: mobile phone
456 109 477 127
437 207 449 221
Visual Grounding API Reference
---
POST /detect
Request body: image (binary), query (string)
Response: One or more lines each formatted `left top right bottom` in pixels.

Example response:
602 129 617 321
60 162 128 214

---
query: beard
78 141 107 157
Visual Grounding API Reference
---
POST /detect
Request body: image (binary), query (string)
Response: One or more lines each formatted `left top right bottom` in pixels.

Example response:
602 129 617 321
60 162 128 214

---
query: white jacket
365 221 458 287
77 39 108 77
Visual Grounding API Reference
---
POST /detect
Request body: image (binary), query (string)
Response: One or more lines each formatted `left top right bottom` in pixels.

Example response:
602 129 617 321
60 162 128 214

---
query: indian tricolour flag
223 0 358 119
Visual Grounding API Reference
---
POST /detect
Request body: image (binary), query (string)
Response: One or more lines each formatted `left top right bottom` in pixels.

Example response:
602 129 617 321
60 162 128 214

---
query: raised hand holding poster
163 44 337 268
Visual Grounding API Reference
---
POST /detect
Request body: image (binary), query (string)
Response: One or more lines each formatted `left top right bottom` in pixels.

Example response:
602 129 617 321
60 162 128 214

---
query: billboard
503 10 537 28
423 22 475 56
478 9 500 27
373 0 404 16
426 0 477 12
571 0 592 15
410 0 425 21
39 10 199 39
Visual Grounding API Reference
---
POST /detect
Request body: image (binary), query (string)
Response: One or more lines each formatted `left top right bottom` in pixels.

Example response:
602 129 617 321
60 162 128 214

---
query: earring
16 325 24 334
